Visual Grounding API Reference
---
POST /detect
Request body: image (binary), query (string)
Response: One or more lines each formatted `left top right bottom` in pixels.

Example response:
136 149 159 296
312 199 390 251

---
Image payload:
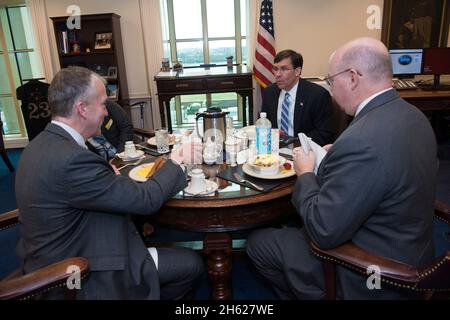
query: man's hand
293 147 315 176
171 141 203 165
170 145 184 165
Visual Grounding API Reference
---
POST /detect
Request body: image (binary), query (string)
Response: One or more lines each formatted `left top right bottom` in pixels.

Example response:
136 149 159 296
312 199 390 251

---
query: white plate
242 160 295 180
147 134 181 146
128 162 155 182
117 150 144 161
184 180 218 196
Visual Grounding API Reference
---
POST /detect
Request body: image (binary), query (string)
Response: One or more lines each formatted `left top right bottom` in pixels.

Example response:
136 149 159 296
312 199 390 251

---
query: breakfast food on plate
254 154 279 167
283 162 292 170
136 163 155 178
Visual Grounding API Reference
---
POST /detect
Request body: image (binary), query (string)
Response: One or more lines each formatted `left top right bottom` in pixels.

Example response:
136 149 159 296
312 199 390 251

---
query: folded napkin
217 165 294 193
298 133 327 174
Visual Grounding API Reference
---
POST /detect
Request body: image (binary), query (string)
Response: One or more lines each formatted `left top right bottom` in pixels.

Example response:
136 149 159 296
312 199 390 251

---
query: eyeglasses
323 68 362 86
272 66 295 74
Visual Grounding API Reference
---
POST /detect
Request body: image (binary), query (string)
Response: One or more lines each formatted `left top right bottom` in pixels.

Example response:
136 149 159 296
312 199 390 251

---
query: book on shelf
60 31 69 54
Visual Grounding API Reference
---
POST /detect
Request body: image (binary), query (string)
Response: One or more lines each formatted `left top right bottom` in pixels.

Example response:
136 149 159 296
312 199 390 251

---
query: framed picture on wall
381 0 450 49
94 32 113 50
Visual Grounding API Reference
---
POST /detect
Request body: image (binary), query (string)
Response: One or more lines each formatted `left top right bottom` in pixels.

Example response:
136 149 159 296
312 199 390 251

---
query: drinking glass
155 128 170 153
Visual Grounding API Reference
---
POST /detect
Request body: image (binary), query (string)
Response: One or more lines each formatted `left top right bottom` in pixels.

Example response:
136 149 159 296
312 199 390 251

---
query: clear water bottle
255 112 271 155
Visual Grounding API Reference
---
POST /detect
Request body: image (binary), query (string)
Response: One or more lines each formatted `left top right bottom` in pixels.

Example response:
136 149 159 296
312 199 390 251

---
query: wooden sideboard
154 66 254 132
399 88 450 111
399 88 450 138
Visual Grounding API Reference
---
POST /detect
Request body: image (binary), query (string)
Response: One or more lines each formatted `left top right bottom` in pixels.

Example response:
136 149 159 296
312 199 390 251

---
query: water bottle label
256 127 271 155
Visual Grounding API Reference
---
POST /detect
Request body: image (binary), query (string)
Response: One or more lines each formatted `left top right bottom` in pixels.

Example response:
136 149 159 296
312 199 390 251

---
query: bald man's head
328 38 393 115
335 37 393 84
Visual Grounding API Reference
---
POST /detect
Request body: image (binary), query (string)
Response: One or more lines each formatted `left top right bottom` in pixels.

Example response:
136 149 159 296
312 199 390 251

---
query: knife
137 145 162 157
233 172 264 191
279 152 293 161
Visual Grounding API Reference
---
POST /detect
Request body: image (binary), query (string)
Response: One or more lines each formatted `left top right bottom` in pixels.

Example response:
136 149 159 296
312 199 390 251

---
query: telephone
392 79 418 90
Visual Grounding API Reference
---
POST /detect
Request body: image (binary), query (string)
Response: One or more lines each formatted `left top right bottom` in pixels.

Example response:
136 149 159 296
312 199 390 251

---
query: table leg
203 233 232 300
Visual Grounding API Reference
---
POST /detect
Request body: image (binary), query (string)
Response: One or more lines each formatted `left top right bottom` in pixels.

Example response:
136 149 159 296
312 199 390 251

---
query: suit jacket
101 100 134 152
15 123 187 299
292 89 437 299
261 79 334 145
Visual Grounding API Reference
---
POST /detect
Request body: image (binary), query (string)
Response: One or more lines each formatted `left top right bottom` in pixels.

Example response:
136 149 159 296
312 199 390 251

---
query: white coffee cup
124 141 137 158
188 168 206 194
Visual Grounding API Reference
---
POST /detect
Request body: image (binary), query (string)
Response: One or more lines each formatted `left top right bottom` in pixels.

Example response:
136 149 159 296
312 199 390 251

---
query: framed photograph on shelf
94 32 113 50
88 63 109 76
107 66 118 79
381 0 450 49
106 84 119 101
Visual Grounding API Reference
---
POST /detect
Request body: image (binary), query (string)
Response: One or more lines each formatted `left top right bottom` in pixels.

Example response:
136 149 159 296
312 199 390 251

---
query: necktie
280 92 290 134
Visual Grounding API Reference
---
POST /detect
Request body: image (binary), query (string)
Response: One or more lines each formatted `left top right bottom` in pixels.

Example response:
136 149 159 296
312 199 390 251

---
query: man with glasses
247 38 437 299
261 49 334 146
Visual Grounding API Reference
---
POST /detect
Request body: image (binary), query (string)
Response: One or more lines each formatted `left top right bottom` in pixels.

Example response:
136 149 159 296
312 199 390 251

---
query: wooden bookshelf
50 13 128 104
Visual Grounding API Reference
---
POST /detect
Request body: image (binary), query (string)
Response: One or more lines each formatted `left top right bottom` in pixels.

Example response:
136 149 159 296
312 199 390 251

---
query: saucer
184 180 218 196
117 150 144 161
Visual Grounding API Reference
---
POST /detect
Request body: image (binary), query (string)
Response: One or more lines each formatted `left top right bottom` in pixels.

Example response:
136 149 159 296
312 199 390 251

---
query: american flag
253 0 275 88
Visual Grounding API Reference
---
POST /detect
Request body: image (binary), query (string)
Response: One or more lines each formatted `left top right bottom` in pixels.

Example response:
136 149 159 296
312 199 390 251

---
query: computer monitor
389 49 423 77
421 48 450 89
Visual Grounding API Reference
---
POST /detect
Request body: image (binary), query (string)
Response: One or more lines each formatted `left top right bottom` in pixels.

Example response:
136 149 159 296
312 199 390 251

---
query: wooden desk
154 66 254 132
399 88 450 138
398 88 450 111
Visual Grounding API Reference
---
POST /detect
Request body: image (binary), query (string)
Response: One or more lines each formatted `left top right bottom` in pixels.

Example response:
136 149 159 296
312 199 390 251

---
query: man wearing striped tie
261 49 334 146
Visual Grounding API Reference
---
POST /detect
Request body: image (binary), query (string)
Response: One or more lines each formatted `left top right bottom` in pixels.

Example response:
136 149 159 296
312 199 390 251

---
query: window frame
161 0 247 129
0 4 43 138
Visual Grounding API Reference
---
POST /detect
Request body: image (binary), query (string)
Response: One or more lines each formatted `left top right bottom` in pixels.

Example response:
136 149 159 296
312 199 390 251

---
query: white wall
44 0 150 100
273 0 383 77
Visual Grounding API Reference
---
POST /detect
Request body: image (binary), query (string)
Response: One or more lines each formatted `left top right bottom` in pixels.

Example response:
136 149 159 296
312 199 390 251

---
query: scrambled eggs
136 163 155 178
254 154 278 167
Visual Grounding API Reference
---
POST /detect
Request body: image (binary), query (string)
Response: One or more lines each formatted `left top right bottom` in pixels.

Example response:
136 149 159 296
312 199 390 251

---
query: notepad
298 133 327 174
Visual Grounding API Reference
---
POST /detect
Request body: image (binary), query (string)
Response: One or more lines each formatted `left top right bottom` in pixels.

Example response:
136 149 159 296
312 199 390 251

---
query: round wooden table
158 162 296 300
116 154 297 299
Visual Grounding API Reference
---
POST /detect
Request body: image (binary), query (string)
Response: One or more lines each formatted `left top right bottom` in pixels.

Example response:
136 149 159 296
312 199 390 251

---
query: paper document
298 133 327 174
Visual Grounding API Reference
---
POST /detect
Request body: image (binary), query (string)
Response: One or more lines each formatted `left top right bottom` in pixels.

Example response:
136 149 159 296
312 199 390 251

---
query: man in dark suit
15 66 203 299
247 38 437 299
86 100 133 160
261 49 333 146
101 99 134 153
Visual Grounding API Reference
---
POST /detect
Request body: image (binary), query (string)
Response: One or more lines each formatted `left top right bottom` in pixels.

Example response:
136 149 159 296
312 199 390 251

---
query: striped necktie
280 92 290 134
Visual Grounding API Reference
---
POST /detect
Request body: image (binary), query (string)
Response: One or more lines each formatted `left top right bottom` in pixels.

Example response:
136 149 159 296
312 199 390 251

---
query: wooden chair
0 119 14 172
0 210 89 300
311 200 450 299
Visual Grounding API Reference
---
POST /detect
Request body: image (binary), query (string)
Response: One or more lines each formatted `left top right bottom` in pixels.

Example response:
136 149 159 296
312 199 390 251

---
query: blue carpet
0 148 20 212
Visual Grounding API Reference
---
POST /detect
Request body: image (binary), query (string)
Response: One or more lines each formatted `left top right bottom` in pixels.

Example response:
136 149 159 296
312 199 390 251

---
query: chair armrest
310 242 419 286
0 209 19 230
0 257 89 300
435 199 450 225
133 128 154 139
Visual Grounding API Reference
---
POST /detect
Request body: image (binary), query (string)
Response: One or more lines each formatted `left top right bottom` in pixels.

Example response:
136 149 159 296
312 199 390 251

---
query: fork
233 172 264 191
117 158 144 171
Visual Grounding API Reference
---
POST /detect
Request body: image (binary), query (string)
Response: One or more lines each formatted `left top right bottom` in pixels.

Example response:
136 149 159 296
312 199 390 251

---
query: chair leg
323 261 337 300
1 150 14 172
